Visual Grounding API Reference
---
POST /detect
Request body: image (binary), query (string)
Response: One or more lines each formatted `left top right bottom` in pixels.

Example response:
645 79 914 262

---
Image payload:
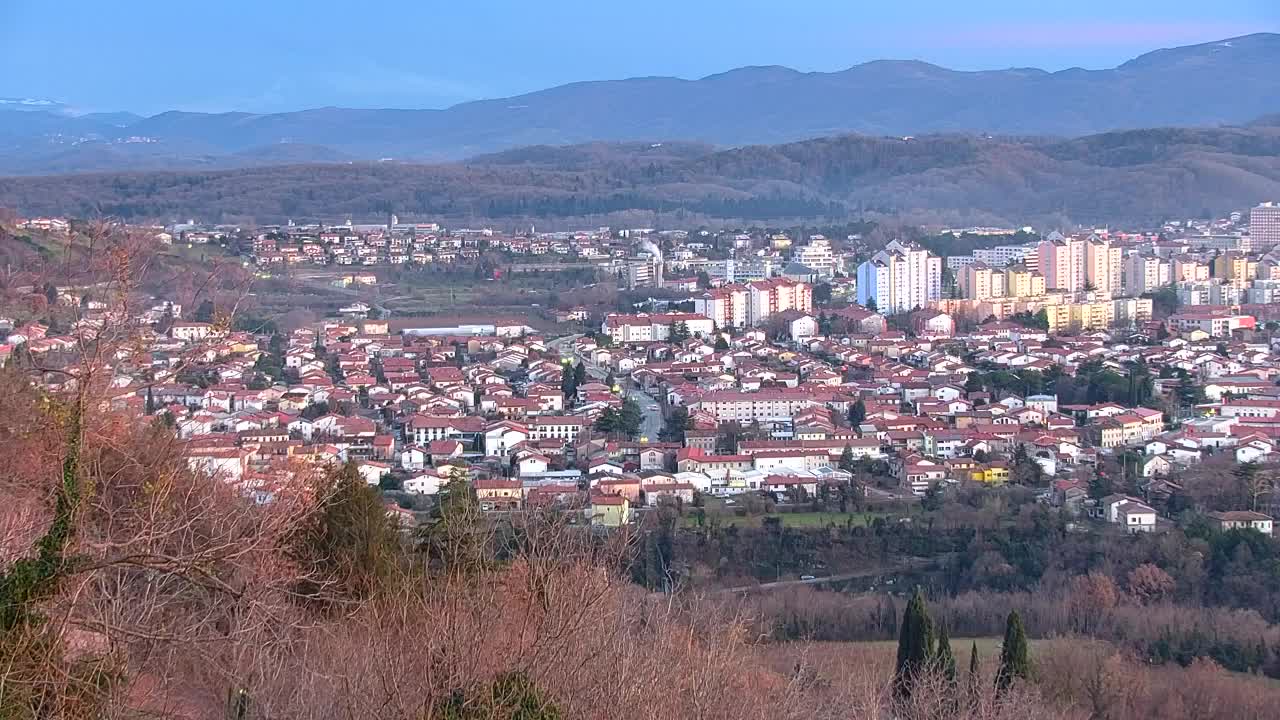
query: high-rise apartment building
1124 254 1170 296
692 286 749 329
959 263 1045 301
746 278 812 325
1250 202 1280 252
1037 232 1087 292
1173 258 1210 282
694 279 811 328
1085 237 1123 294
1004 265 1045 298
1037 233 1119 294
1212 252 1256 288
856 240 942 312
958 264 997 301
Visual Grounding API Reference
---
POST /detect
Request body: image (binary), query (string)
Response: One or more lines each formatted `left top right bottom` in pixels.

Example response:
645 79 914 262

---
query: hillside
3 124 1280 226
2 33 1279 174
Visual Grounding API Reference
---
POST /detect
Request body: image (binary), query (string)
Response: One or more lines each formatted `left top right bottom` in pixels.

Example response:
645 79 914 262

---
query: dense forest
3 125 1280 227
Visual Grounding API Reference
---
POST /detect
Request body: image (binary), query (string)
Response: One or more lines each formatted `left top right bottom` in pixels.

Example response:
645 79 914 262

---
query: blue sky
2 0 1276 115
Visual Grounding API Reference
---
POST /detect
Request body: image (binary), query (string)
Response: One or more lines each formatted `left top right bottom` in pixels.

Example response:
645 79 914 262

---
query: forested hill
3 124 1280 227
2 34 1278 174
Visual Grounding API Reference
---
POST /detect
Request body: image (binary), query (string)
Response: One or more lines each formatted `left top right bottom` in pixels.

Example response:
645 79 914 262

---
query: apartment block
601 313 715 343
856 240 942 312
1250 202 1280 251
1124 254 1170 296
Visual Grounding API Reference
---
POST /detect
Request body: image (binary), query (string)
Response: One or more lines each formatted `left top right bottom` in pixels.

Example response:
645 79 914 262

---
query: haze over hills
2 33 1279 175
4 124 1279 228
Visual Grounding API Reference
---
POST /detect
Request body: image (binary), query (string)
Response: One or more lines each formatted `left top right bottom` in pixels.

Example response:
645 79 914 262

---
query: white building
855 240 942 313
171 322 215 342
973 244 1035 267
601 312 714 343
693 286 750 329
690 390 823 423
793 238 839 278
1176 279 1242 307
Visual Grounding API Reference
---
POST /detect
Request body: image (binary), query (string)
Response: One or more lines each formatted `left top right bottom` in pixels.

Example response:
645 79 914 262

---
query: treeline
680 493 1280 621
4 125 1280 225
918 230 1040 258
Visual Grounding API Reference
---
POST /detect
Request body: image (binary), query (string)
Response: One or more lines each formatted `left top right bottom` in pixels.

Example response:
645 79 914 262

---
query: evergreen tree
1088 465 1113 500
145 386 156 415
419 475 488 575
573 361 587 388
968 641 981 705
659 406 690 444
560 364 578 399
193 299 216 323
964 371 985 394
594 408 621 435
838 443 855 472
893 587 936 701
669 321 690 344
1176 372 1206 409
294 461 401 601
937 623 957 684
847 399 866 426
996 610 1031 691
936 623 959 709
441 671 563 720
713 335 729 351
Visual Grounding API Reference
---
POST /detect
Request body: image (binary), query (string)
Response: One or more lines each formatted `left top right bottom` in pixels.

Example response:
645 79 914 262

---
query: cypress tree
996 610 1031 691
936 623 957 684
968 640 981 703
560 364 578 399
893 587 936 701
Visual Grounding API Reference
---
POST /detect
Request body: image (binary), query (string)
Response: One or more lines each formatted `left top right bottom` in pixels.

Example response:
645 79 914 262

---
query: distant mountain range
4 123 1280 228
2 33 1279 175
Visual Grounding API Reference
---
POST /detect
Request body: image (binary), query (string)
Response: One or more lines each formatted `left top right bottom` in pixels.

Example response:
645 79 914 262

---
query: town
8 10 1280 717
5 202 1280 543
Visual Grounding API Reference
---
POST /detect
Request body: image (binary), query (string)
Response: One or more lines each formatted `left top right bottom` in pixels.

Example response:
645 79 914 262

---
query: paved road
547 333 582 358
551 332 664 440
627 385 664 442
718 558 931 594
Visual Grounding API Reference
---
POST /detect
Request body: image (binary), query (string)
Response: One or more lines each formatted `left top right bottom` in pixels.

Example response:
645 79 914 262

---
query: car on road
647 404 659 411
800 575 816 581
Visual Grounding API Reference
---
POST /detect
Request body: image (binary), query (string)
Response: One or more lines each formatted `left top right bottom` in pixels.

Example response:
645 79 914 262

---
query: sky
2 0 1277 115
